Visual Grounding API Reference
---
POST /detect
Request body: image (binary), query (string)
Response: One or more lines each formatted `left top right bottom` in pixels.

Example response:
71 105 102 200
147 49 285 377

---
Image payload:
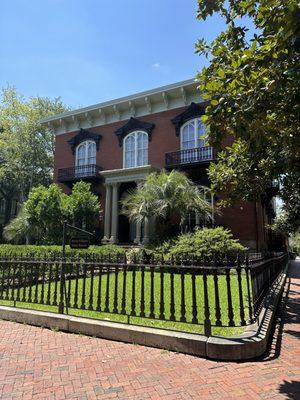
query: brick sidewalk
0 261 299 400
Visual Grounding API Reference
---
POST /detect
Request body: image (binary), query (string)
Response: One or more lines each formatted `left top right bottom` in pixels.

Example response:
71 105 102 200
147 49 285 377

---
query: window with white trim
75 140 96 176
181 118 206 150
123 131 148 168
180 118 210 163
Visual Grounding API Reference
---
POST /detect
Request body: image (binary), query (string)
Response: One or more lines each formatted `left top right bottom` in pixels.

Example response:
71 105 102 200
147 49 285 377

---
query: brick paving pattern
0 260 299 399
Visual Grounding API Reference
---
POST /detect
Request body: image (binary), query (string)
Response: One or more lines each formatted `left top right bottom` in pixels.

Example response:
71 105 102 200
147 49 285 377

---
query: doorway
118 182 137 243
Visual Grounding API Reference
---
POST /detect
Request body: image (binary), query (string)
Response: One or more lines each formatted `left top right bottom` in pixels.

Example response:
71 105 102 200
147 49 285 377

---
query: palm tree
121 170 212 237
179 183 213 232
3 207 32 244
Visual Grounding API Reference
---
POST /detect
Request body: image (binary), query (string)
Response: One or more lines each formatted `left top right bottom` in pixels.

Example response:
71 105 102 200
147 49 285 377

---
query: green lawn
0 269 251 336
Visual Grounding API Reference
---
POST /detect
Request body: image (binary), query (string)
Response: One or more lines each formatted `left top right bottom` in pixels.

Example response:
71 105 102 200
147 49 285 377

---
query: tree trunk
4 197 12 226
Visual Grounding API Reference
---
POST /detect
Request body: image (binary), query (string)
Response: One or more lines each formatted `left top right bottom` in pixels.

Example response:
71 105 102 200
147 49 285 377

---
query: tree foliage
22 184 70 244
290 232 300 254
4 182 100 244
68 181 101 231
196 0 300 232
0 86 69 223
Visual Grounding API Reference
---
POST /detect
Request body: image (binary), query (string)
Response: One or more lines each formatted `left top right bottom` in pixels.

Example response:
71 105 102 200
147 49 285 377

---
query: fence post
245 253 254 323
203 269 212 337
58 261 65 314
236 253 246 326
59 220 67 314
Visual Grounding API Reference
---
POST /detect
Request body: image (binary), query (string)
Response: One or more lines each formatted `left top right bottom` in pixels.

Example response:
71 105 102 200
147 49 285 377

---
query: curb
0 306 207 357
206 266 287 360
0 264 288 360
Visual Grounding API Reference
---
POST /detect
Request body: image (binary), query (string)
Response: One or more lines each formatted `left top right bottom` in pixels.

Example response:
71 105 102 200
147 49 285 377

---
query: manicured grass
0 270 250 336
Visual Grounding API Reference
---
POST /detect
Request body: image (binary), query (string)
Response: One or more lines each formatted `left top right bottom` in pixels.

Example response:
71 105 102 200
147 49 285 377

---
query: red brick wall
54 105 268 250
54 107 186 182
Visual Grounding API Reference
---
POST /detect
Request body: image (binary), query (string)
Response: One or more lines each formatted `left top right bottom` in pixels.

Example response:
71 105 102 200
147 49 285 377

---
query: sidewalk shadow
256 277 291 362
276 260 300 399
232 276 291 364
258 260 300 362
287 259 300 279
278 380 300 399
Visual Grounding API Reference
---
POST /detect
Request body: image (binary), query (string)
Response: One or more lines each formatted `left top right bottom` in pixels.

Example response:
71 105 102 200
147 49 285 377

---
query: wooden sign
70 237 90 249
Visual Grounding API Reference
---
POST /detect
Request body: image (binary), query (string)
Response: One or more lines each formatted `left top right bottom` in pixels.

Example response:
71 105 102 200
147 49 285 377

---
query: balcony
57 164 102 183
165 146 215 168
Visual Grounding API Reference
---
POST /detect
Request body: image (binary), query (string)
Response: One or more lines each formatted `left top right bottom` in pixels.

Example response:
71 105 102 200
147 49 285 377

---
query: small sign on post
60 221 94 315
70 237 90 249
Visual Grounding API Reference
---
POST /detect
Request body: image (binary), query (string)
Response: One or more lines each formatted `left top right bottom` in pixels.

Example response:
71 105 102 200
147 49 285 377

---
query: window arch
75 140 96 167
180 118 206 151
180 118 209 163
75 140 96 177
123 131 148 168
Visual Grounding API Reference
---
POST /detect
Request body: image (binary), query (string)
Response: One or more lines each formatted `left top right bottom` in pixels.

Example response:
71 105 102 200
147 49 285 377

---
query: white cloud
151 62 161 70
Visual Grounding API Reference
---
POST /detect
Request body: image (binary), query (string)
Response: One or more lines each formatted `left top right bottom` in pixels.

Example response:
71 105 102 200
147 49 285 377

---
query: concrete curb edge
206 264 288 360
0 263 289 360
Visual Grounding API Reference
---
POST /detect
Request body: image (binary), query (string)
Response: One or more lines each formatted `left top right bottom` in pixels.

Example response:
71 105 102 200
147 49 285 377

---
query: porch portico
101 165 157 244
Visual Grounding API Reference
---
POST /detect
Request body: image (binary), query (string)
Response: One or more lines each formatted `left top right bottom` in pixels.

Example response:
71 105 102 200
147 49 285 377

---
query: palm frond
120 170 213 227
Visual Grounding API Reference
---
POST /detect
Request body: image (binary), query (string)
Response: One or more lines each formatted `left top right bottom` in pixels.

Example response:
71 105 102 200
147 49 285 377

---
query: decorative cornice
101 165 159 184
162 92 169 108
144 97 151 113
67 128 102 154
40 79 202 135
171 102 207 136
115 117 155 147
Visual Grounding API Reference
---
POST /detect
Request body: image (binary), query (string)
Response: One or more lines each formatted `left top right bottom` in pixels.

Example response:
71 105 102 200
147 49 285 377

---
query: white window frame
75 140 96 177
123 131 148 169
180 118 206 150
180 118 211 163
198 186 215 226
75 140 96 166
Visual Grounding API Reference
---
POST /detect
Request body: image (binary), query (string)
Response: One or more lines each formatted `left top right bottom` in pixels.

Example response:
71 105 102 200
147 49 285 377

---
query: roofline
40 78 197 124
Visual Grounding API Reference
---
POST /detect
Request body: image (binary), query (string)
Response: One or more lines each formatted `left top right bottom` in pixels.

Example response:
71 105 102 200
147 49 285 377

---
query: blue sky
1 0 232 109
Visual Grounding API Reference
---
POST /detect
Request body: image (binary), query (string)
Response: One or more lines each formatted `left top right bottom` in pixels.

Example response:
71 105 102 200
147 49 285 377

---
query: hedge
0 244 125 260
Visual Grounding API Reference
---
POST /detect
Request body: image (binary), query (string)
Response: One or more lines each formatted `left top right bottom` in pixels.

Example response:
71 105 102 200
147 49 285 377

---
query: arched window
180 118 206 150
180 118 210 163
75 140 96 176
123 131 148 168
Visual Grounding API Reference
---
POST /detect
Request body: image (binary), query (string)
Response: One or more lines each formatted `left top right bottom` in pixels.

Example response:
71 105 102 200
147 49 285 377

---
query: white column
134 221 142 244
110 183 119 243
102 184 112 242
134 179 142 244
143 217 150 245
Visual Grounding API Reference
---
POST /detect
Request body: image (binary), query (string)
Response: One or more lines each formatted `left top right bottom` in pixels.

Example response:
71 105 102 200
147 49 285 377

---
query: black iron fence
0 252 288 336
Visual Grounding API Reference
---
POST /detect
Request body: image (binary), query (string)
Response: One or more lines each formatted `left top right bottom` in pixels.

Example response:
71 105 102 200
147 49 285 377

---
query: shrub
0 244 125 260
126 247 142 263
167 227 246 260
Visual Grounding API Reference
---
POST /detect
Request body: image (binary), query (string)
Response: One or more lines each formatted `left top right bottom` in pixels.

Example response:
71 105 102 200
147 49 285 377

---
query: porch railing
0 252 288 336
57 164 102 182
165 146 215 168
